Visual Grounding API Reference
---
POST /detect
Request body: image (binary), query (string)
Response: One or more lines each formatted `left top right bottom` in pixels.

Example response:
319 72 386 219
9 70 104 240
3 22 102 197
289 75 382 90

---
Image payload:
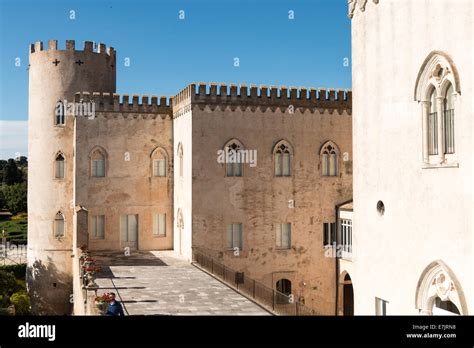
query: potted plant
84 266 102 275
82 258 96 268
95 292 112 314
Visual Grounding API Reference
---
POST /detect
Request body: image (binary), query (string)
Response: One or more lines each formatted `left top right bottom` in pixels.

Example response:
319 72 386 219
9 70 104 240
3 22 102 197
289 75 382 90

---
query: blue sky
0 0 351 159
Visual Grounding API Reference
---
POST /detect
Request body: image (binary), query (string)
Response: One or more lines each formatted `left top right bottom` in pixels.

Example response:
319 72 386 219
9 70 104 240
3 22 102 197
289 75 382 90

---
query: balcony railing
341 245 352 261
192 247 319 316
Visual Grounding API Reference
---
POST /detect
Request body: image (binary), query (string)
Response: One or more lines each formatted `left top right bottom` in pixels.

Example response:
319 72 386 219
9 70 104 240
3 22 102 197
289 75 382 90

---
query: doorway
120 214 138 250
342 273 354 316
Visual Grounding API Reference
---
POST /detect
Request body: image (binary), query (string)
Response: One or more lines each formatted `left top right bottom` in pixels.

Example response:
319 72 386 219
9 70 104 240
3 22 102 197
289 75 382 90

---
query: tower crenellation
74 92 172 116
181 82 351 110
29 40 116 59
172 82 351 117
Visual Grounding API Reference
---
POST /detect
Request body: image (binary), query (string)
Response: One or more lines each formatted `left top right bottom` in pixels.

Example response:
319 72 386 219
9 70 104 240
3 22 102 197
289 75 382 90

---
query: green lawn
0 215 27 244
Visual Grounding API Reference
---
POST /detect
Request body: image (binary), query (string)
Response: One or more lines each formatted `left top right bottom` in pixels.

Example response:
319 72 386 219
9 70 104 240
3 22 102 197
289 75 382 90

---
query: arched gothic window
54 212 65 237
414 51 460 165
151 147 168 177
320 141 339 176
55 100 65 125
274 141 293 177
90 147 106 177
55 153 65 179
224 139 244 177
415 260 467 315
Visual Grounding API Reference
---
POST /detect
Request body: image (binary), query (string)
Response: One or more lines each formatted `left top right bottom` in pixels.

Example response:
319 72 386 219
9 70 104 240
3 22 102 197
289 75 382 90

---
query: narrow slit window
55 153 65 178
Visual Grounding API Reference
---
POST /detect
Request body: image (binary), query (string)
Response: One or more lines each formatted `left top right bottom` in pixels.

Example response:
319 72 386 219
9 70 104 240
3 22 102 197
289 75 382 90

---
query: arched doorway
276 279 292 304
433 297 460 315
342 273 354 316
415 260 467 315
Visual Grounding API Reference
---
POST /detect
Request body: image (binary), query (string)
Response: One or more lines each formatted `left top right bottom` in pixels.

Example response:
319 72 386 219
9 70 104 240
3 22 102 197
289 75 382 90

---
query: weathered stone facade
174 84 352 314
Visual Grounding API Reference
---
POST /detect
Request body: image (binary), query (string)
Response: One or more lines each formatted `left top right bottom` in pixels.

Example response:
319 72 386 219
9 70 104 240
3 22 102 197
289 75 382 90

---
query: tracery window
414 52 460 166
321 141 339 176
274 141 293 177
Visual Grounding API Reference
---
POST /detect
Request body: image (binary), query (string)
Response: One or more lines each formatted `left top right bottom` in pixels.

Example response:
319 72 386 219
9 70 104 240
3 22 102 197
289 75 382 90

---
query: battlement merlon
74 92 172 116
29 40 116 59
174 82 352 111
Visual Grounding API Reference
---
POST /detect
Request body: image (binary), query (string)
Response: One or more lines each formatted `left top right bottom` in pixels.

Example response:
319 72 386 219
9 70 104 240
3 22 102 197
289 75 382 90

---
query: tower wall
350 0 473 314
27 40 116 314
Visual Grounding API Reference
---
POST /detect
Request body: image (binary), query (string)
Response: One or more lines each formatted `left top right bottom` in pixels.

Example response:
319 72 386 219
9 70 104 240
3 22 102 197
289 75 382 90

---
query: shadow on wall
26 257 73 315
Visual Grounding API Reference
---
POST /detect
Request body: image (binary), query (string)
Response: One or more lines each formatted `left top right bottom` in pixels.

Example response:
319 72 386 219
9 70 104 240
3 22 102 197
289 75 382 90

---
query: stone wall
74 104 173 251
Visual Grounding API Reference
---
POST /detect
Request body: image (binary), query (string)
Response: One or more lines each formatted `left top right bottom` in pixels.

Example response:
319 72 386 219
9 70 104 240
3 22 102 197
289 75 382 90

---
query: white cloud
0 120 28 160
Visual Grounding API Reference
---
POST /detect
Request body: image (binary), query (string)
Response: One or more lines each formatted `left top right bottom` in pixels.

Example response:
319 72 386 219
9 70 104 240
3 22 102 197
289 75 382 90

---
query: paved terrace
93 250 270 315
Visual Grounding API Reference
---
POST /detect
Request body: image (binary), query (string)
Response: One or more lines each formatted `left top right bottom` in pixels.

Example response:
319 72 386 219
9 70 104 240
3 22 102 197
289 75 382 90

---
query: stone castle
27 39 352 314
28 0 472 316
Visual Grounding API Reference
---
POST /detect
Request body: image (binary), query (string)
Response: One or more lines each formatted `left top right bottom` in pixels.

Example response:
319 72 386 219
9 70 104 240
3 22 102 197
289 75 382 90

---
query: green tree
0 270 20 296
16 157 28 167
10 291 30 315
0 187 5 209
2 182 27 214
3 159 23 185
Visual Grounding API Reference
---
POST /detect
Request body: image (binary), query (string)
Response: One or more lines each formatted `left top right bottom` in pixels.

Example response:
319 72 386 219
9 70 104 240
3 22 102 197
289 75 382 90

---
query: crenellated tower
27 40 116 314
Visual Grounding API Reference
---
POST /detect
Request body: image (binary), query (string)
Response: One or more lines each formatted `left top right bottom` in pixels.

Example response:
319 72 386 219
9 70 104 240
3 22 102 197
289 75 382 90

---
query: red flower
95 292 113 303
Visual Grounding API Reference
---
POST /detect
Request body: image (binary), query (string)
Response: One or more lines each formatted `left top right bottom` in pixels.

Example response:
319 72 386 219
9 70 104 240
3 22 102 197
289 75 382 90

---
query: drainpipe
334 203 340 316
334 199 353 316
